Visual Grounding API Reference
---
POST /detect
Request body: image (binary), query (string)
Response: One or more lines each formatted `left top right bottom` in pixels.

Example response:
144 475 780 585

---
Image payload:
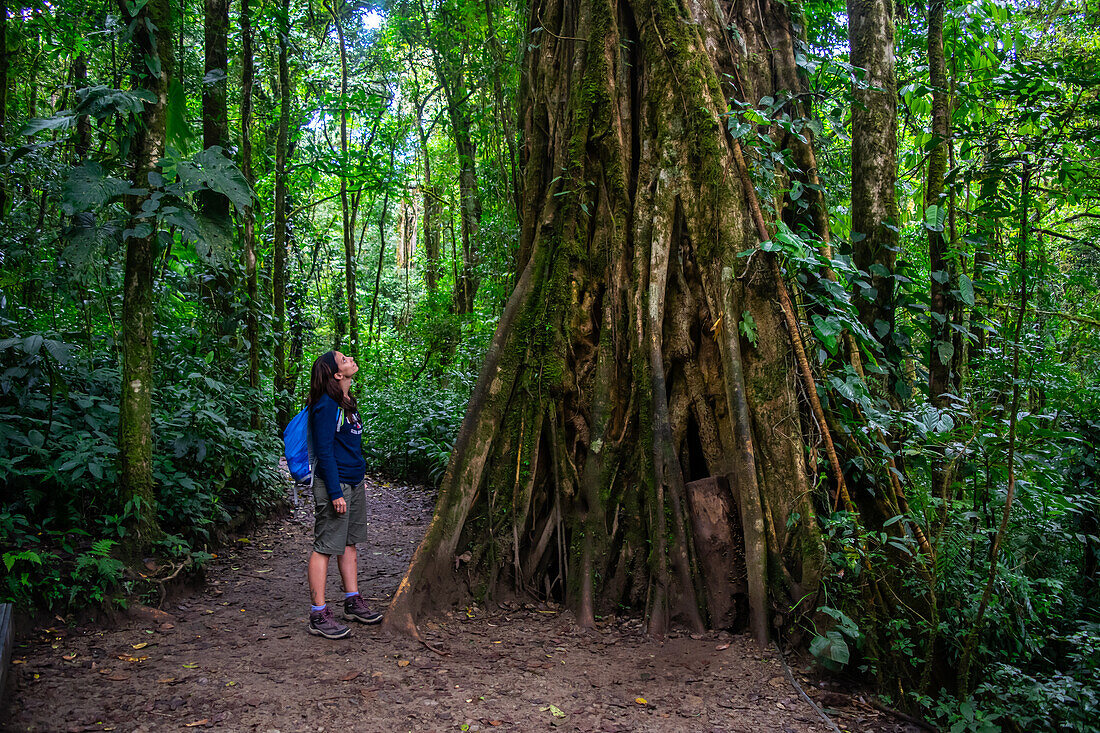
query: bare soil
3 477 920 732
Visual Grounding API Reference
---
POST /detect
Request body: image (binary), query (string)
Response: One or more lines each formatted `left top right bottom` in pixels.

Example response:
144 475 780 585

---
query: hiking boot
343 594 383 624
308 605 350 639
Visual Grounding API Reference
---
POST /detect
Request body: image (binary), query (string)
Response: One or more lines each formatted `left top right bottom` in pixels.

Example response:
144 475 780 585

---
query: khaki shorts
311 477 368 555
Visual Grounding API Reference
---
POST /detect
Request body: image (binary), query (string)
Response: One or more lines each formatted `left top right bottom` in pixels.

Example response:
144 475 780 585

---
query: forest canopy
1 0 1098 729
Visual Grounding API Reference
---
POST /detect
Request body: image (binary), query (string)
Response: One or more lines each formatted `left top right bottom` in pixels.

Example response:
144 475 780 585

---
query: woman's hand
332 497 347 514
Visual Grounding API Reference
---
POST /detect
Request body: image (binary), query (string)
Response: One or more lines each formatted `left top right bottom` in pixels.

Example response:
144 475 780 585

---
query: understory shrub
0 333 284 614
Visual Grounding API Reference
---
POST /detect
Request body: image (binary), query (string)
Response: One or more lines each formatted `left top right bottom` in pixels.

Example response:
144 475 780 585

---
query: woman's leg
337 544 358 595
308 551 331 606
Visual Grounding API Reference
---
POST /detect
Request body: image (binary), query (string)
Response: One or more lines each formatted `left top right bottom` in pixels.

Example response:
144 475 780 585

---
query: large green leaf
810 631 850 669
161 208 234 267
20 115 77 136
166 79 193 151
61 162 137 216
174 147 253 214
74 86 155 120
62 221 123 278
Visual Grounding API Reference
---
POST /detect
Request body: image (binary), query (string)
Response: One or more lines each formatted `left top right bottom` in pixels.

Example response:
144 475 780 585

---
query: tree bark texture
200 0 229 221
329 1 358 357
385 0 825 642
116 0 173 546
241 0 260 430
848 0 900 391
927 0 954 406
419 116 442 292
422 0 482 314
199 0 233 340
73 54 91 161
273 0 291 429
927 0 956 502
0 0 8 220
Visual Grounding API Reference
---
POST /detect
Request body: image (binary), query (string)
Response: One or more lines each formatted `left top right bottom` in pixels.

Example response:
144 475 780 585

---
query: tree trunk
241 0 260 430
273 0 291 429
73 54 91 161
419 115 442 293
0 0 7 220
421 0 482 314
848 0 901 396
199 0 233 341
200 0 229 220
116 0 173 548
927 0 956 501
483 0 521 218
385 0 825 643
329 2 358 357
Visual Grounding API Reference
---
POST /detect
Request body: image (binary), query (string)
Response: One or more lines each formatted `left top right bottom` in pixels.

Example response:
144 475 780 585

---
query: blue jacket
307 393 365 500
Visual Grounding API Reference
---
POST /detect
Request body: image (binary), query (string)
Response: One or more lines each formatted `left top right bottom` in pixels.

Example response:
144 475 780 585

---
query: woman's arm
309 397 345 501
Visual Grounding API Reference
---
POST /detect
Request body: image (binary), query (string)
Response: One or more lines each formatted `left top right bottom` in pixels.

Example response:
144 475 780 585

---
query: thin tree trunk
328 0 358 357
273 0 291 428
241 0 260 430
73 54 91 160
848 0 901 395
200 0 229 220
116 0 173 548
419 0 482 314
927 0 956 507
1 0 10 220
200 0 232 341
418 111 442 292
483 0 521 218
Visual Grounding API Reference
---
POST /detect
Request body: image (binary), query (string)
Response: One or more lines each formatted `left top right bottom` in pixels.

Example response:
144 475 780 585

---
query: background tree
386 0 830 644
116 0 175 547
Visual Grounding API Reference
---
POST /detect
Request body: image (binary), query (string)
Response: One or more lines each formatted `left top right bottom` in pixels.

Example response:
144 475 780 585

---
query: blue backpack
283 407 312 482
283 405 344 482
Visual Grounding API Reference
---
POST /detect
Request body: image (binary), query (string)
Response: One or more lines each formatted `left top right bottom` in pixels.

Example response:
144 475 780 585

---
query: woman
305 350 382 639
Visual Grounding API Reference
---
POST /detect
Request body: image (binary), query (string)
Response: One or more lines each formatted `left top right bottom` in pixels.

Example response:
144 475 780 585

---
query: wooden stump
685 476 748 630
0 603 13 705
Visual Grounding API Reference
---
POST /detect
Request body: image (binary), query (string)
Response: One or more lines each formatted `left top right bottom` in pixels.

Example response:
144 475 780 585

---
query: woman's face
332 351 359 381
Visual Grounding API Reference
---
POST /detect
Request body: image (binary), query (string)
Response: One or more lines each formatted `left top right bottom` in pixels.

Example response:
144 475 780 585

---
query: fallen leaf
132 642 149 649
62 653 77 661
635 697 648 705
183 663 199 669
341 671 361 681
225 681 237 686
156 677 176 684
715 643 730 651
539 704 566 718
184 720 209 727
488 721 503 727
397 660 410 667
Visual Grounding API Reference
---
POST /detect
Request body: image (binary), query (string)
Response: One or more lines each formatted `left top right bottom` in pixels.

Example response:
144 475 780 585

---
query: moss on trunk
385 0 828 643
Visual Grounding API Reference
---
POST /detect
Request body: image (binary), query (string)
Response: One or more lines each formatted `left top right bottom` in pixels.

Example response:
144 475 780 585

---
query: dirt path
3 477 910 732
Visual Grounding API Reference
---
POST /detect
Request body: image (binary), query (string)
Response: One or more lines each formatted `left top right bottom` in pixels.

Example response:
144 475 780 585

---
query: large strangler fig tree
385 0 828 642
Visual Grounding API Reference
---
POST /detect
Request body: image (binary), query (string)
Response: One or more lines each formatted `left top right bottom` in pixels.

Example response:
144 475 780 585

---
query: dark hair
307 351 357 412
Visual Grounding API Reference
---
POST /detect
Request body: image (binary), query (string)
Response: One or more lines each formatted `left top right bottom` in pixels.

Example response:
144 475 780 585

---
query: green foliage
0 331 283 613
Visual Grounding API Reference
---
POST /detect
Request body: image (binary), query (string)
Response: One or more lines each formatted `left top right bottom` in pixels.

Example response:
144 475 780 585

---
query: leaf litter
3 476 901 732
